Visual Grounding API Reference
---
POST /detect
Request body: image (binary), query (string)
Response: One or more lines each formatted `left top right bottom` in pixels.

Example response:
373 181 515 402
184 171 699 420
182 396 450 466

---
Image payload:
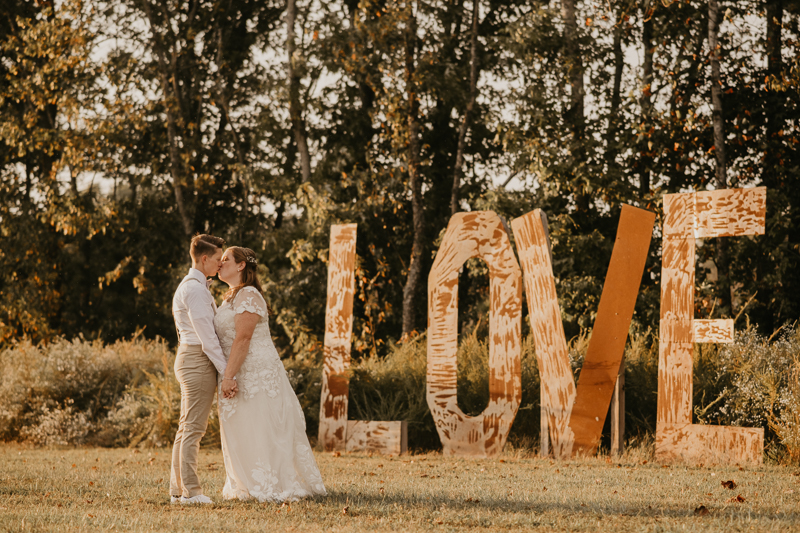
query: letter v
510 205 655 458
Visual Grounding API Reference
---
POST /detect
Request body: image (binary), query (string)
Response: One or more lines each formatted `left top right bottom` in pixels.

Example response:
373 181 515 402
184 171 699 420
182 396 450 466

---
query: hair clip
246 256 257 264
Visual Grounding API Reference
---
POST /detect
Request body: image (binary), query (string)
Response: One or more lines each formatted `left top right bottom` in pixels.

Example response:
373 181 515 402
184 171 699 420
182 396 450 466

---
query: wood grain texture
656 423 763 465
319 224 358 452
694 187 766 238
427 211 522 457
512 206 655 457
511 209 575 458
657 188 766 465
346 421 408 456
693 319 734 344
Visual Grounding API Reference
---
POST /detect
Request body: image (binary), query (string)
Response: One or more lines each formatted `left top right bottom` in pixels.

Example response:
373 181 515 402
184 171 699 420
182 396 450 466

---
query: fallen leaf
342 506 349 515
87 514 94 518
721 480 737 490
420 474 428 478
694 505 709 516
331 451 341 457
729 494 746 503
88 482 93 486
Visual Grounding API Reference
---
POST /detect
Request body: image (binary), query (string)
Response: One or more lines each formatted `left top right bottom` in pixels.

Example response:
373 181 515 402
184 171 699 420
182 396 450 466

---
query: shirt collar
188 268 210 288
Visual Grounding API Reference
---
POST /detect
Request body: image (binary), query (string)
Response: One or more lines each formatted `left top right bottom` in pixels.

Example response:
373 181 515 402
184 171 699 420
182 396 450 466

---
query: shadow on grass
198 489 800 523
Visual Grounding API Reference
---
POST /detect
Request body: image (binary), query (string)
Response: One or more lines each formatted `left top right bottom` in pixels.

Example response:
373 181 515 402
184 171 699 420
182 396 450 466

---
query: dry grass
2 444 799 532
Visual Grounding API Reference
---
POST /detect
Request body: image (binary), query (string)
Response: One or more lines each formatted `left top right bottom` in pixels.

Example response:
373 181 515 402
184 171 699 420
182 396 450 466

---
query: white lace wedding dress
214 286 326 502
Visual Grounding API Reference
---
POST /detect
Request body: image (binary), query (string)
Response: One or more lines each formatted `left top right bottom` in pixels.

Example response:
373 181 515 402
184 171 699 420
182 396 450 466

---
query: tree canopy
1 0 798 357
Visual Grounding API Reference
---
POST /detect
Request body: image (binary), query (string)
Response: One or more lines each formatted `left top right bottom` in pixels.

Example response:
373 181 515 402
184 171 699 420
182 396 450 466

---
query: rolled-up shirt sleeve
185 287 227 375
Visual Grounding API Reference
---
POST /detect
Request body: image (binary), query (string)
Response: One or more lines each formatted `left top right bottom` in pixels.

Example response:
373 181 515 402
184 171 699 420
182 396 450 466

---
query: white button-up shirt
172 268 227 374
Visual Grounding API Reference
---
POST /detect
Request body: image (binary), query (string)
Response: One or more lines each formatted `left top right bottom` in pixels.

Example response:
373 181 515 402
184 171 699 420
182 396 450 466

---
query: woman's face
218 248 244 286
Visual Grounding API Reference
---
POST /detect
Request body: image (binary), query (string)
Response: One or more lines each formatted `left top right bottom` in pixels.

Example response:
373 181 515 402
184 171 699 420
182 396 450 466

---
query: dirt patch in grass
1 444 799 532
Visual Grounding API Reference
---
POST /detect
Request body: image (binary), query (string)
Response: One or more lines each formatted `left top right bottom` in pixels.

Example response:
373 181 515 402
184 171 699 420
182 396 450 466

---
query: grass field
1 443 799 532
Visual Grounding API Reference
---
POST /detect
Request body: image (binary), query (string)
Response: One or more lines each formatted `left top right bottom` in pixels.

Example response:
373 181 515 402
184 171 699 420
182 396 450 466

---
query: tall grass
3 325 800 463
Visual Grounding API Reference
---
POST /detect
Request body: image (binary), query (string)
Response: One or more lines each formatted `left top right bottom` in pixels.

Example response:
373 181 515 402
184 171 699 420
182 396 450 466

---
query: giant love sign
318 187 767 463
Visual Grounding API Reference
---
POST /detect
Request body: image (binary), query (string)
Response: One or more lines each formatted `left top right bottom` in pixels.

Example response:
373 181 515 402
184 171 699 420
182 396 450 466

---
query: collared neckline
187 268 208 285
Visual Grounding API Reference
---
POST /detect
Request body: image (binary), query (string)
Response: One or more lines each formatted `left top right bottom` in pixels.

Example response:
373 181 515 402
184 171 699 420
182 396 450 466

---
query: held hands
221 377 238 399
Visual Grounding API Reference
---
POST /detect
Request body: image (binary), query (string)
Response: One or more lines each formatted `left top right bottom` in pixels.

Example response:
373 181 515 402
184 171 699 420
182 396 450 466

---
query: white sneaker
180 494 214 505
170 496 181 505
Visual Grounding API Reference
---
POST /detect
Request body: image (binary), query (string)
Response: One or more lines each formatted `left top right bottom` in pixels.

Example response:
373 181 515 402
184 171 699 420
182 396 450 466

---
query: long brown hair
223 247 264 303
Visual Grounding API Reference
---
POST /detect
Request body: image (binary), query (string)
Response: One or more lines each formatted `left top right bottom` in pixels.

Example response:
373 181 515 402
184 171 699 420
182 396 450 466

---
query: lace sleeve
232 286 267 318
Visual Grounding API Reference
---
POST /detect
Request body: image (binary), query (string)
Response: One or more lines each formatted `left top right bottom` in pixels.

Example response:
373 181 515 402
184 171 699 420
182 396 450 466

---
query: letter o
426 211 522 457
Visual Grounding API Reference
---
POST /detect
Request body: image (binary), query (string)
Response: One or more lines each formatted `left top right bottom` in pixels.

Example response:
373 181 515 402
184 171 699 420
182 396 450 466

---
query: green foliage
1 1 800 460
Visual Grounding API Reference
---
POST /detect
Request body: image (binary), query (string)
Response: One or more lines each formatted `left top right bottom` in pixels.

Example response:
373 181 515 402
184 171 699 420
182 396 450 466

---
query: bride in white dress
214 246 326 502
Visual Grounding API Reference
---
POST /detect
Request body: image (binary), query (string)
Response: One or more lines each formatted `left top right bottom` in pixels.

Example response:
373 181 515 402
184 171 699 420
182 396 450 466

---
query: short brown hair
190 234 225 262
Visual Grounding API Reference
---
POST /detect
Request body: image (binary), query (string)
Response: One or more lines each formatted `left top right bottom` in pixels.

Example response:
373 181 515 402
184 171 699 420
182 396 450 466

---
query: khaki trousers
169 344 218 498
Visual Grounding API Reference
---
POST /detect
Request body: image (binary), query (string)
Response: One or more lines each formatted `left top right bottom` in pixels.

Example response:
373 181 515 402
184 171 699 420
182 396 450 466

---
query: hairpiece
246 256 257 265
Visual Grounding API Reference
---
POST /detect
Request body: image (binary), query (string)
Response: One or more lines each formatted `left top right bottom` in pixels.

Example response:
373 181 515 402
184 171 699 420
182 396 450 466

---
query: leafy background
1 0 799 455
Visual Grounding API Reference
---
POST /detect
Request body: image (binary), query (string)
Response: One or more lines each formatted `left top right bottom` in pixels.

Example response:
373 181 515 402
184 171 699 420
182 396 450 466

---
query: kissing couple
169 234 326 504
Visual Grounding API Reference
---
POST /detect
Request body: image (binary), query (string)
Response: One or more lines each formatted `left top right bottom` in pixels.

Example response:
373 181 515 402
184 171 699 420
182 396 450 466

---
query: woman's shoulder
237 285 264 298
232 285 267 316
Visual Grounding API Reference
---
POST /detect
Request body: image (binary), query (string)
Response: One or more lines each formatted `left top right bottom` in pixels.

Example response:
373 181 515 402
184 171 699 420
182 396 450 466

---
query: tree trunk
561 0 584 141
287 0 311 183
708 0 731 314
708 0 726 188
766 0 783 78
605 13 625 171
765 0 784 185
450 0 480 216
402 9 425 338
639 1 654 199
561 0 588 214
140 0 194 236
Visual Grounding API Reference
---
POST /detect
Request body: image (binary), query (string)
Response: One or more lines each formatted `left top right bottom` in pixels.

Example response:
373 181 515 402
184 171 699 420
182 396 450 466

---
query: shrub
692 325 800 463
3 324 800 463
0 334 165 445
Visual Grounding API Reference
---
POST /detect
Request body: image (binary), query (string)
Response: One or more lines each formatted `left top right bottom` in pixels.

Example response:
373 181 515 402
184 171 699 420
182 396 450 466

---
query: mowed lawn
1 444 799 532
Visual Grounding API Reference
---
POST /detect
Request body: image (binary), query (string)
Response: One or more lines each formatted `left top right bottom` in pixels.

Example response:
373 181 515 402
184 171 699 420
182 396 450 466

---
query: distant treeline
1 0 798 356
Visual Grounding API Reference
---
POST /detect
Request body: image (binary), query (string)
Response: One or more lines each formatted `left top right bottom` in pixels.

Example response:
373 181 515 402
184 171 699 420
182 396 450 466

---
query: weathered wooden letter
427 211 522 457
656 187 766 465
511 205 655 458
319 224 407 455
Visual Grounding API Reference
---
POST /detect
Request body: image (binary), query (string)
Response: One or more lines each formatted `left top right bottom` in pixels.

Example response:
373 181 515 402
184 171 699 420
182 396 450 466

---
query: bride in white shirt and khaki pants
169 234 231 504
